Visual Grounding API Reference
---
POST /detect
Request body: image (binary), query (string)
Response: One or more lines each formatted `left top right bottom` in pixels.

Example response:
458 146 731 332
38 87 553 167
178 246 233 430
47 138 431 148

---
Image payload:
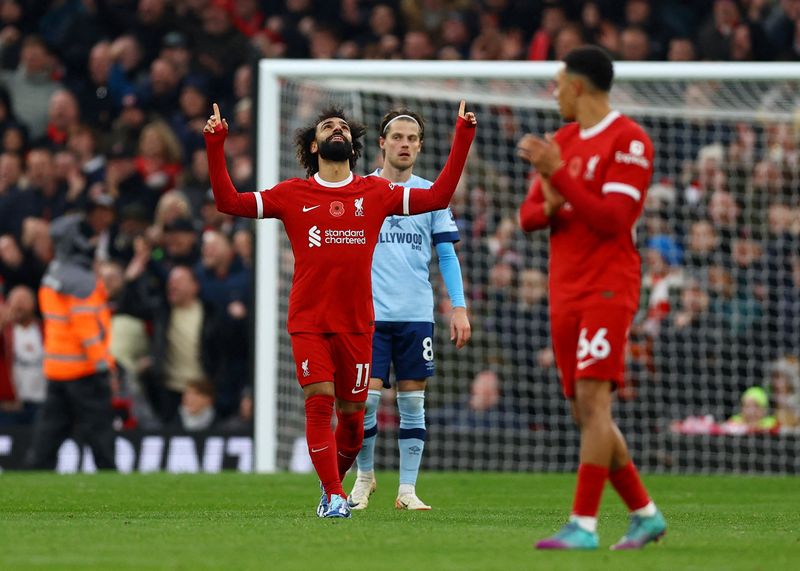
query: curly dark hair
294 107 366 177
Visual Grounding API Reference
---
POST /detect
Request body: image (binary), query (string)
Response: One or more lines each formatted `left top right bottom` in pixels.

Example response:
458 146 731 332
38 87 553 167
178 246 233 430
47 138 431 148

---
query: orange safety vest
39 280 115 381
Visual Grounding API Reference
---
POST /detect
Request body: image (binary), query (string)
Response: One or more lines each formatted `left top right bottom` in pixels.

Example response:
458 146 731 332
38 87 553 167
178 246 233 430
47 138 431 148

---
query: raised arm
389 101 477 216
203 103 261 218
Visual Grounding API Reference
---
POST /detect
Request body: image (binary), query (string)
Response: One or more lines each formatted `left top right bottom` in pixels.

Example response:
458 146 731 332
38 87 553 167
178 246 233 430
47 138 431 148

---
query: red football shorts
290 332 373 402
550 303 635 399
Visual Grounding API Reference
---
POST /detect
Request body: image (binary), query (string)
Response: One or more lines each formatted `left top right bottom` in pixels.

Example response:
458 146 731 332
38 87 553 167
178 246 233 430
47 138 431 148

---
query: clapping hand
516 133 562 178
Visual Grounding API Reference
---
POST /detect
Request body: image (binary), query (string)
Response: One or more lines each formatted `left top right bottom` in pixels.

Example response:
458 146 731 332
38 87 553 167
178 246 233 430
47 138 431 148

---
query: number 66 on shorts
550 304 635 399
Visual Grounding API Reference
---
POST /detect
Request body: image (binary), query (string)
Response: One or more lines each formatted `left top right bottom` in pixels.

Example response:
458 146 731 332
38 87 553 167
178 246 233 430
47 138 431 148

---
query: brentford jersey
547 111 653 311
259 173 405 333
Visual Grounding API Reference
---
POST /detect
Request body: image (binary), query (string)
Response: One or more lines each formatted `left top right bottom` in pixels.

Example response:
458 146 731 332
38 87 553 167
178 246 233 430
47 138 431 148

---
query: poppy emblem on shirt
568 156 583 178
330 201 344 217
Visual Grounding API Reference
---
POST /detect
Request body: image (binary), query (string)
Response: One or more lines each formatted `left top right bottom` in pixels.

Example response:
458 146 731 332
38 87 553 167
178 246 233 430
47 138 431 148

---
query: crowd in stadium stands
0 0 799 436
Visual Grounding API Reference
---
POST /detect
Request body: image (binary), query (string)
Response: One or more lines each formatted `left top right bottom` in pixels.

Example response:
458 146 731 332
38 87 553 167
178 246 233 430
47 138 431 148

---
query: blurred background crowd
0 0 799 439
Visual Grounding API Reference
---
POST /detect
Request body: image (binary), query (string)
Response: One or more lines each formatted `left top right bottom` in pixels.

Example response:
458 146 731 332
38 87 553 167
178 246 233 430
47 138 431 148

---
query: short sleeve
259 180 295 219
431 208 460 244
602 128 654 204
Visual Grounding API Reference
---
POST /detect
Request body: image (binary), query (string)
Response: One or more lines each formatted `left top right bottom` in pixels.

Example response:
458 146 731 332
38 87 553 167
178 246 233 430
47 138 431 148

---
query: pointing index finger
458 100 465 118
213 103 221 123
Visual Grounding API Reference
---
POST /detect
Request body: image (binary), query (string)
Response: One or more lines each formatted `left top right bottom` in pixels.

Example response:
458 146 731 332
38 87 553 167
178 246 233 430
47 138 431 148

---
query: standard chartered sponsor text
325 228 367 244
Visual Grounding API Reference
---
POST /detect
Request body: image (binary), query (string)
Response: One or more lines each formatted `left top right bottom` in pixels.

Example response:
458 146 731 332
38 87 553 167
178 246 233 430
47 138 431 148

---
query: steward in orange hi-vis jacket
28 214 117 470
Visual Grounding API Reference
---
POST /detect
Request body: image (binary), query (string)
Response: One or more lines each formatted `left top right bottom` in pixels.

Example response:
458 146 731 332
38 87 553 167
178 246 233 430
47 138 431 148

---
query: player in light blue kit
348 109 471 510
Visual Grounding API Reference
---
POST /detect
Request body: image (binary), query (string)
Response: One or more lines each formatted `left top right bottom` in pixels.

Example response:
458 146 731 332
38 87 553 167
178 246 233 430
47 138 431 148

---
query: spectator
180 148 211 218
36 89 80 151
105 138 155 220
69 40 115 131
28 214 117 470
107 35 144 109
0 35 61 139
527 0 567 60
172 378 217 432
764 0 800 59
67 124 105 188
430 370 527 430
770 356 800 430
0 86 25 142
195 230 250 416
552 23 586 61
159 32 192 80
0 285 45 426
191 0 250 100
619 25 651 61
0 151 23 235
143 264 206 423
0 233 46 292
140 58 182 120
668 36 697 61
684 220 721 275
170 75 209 160
221 385 253 432
439 11 473 58
403 30 436 60
15 147 70 230
697 0 740 60
0 0 24 71
721 386 777 433
230 0 265 38
309 24 341 60
135 120 183 194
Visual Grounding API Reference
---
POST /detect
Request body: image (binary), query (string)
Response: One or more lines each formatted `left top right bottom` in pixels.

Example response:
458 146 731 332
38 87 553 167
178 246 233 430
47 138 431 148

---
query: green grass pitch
1 472 798 570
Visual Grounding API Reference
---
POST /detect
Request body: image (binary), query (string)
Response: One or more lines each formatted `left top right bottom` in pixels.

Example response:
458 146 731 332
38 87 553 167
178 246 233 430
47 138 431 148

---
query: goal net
255 61 800 475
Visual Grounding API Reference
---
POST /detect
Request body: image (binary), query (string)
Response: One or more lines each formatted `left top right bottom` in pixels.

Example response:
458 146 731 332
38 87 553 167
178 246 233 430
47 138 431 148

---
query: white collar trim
314 172 354 188
579 110 621 140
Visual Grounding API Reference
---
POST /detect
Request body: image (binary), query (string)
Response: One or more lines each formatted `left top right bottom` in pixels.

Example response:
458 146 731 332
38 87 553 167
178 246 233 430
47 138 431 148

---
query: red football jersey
204 116 475 334
546 111 654 311
259 173 404 333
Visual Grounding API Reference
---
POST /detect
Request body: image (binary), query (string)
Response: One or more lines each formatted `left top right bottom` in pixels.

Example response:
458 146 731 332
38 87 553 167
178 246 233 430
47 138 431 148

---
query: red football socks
609 461 651 511
305 395 344 499
335 408 365 480
572 463 609 517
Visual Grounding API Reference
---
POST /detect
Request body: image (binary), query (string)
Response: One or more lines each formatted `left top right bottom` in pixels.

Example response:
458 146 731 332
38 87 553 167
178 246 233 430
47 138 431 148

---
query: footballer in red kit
524 110 653 397
517 47 666 550
204 102 476 519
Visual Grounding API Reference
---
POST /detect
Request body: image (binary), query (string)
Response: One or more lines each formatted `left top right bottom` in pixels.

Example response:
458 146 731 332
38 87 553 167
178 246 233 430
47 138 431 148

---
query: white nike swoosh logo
351 386 368 394
311 446 329 453
576 359 597 371
303 205 320 212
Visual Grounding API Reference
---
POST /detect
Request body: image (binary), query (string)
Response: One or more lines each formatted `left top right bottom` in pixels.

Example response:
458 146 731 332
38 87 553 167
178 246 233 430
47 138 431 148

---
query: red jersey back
549 111 653 311
257 173 404 333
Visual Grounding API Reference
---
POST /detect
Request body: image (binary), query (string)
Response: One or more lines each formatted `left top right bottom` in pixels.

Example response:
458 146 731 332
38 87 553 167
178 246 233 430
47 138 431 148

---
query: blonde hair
139 120 183 164
154 189 191 226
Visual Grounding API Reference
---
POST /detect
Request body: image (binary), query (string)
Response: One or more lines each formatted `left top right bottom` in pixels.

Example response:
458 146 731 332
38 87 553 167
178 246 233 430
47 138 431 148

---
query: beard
318 137 353 162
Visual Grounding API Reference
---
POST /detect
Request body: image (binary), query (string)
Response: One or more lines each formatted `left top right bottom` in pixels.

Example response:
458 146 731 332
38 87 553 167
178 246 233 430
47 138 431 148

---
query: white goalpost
255 60 800 474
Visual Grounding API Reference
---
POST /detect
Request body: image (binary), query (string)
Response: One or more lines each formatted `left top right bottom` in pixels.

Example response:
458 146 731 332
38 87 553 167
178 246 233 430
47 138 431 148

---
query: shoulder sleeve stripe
252 192 263 218
602 182 641 201
432 231 460 245
403 186 410 216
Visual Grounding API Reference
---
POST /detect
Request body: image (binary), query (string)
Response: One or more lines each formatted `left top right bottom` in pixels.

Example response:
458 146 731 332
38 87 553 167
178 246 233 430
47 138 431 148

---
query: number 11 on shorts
355 363 370 389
